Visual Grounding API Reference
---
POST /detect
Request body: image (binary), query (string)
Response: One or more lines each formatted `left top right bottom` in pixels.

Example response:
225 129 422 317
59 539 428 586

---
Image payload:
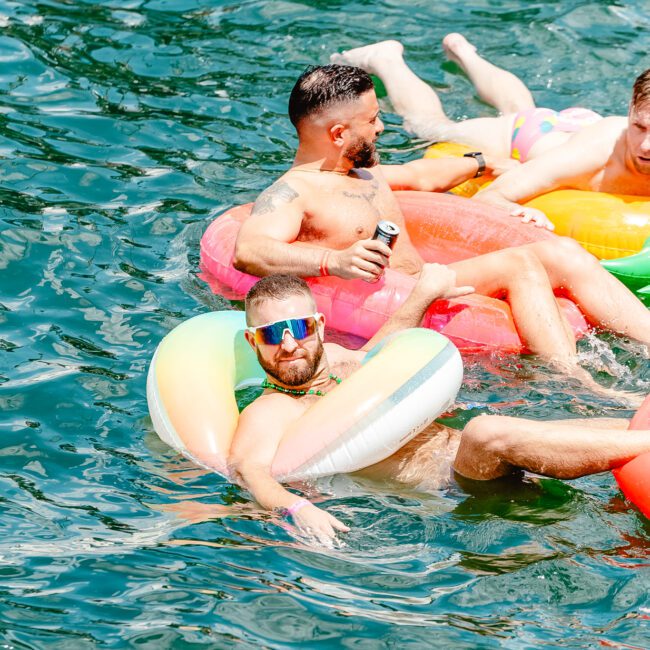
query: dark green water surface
1 0 649 647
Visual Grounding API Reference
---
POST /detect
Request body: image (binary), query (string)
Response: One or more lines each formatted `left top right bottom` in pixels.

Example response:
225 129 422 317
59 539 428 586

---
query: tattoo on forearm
253 181 299 215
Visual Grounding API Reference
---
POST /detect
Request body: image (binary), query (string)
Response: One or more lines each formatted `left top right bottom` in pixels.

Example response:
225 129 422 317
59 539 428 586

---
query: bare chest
587 158 650 195
296 175 402 246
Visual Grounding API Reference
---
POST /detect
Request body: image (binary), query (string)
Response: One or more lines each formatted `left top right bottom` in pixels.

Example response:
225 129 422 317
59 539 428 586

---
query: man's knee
539 237 598 271
404 114 455 140
462 415 508 450
502 247 547 281
454 416 511 479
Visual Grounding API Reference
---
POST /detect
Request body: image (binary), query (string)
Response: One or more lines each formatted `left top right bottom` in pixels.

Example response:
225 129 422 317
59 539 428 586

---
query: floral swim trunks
510 107 603 162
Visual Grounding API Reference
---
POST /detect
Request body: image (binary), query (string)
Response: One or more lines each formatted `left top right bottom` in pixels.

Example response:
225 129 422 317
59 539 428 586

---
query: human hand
289 501 350 545
483 154 520 177
414 263 474 301
330 239 391 282
510 205 555 230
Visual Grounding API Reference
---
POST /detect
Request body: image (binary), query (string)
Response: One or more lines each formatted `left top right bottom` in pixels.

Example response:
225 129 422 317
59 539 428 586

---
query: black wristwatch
463 151 486 178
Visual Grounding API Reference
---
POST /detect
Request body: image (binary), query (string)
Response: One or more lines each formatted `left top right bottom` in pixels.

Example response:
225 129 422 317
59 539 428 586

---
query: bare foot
556 361 644 408
330 40 404 75
442 33 478 68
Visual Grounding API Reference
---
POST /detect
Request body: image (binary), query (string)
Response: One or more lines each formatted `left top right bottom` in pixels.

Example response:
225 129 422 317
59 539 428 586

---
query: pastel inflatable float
200 192 588 354
147 311 463 481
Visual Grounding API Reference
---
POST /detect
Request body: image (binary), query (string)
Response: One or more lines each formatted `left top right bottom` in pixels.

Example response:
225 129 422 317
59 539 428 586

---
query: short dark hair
245 275 315 324
288 64 374 129
632 69 650 109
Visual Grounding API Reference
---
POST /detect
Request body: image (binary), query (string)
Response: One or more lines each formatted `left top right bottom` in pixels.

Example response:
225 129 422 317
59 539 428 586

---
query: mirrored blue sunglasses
248 313 321 345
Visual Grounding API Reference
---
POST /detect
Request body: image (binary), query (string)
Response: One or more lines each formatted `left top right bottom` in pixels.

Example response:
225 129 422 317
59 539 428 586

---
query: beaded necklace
261 373 342 396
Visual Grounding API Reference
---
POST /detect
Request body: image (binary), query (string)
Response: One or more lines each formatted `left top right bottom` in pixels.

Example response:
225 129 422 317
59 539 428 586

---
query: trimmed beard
257 337 324 387
345 136 379 168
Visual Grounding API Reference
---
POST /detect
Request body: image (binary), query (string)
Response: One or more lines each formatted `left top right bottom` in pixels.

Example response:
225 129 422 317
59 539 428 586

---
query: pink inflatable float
200 191 588 353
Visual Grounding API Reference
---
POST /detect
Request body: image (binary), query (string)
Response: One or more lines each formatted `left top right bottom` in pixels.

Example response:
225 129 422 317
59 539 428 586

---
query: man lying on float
229 271 650 545
233 64 650 378
330 36 650 222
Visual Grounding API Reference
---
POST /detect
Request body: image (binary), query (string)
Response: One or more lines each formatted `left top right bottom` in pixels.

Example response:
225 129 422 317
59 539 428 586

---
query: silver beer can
372 220 400 249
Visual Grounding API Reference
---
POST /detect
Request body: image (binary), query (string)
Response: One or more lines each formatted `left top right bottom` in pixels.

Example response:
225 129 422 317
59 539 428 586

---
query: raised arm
229 397 349 543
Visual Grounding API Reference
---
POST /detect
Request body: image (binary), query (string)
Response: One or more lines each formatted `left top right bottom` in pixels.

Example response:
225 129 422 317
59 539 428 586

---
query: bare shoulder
251 175 302 216
571 116 627 148
323 341 365 366
229 391 303 469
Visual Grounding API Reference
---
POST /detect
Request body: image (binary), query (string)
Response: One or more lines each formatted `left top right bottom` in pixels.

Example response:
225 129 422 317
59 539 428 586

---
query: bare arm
361 264 475 351
380 154 518 192
234 177 393 282
233 179 327 276
474 120 617 225
229 397 349 543
474 150 582 206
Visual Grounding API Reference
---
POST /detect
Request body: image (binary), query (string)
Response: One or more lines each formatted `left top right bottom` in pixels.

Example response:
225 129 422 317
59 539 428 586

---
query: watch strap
463 151 486 178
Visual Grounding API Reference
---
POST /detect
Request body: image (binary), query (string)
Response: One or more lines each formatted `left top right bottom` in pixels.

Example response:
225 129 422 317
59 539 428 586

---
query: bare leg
527 238 650 347
331 40 450 126
449 247 578 362
442 33 535 114
330 39 514 155
450 243 648 398
454 414 645 480
358 423 460 488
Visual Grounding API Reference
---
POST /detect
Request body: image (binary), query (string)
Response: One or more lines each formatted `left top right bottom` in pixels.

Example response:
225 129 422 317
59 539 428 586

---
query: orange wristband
319 250 330 277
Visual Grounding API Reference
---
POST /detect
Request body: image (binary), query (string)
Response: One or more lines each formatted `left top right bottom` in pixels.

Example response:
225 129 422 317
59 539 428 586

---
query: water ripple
0 0 649 646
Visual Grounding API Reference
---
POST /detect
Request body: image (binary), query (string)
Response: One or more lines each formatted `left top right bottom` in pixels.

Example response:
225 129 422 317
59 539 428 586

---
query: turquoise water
1 0 649 646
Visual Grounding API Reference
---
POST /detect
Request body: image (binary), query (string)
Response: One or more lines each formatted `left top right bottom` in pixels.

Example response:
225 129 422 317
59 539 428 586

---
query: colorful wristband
283 498 310 517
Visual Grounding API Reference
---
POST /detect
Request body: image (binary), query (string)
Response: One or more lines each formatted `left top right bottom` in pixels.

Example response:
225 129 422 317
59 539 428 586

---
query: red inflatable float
613 395 650 518
200 191 588 353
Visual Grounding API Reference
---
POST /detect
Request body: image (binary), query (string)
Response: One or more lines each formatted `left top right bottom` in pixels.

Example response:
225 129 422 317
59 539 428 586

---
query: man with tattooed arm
233 64 650 373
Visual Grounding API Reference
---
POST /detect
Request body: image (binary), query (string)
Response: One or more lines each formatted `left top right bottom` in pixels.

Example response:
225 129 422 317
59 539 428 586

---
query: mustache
277 350 307 361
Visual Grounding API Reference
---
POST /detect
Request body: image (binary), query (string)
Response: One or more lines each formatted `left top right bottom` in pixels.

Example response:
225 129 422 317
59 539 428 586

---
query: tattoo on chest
253 180 299 215
341 179 381 215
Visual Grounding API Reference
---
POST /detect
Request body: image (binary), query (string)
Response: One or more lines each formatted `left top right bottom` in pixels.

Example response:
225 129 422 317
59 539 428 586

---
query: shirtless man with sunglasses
233 64 650 379
229 272 650 545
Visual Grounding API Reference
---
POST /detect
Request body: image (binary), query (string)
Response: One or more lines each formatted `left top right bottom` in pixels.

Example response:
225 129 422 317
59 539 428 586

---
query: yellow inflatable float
424 142 650 299
424 142 650 260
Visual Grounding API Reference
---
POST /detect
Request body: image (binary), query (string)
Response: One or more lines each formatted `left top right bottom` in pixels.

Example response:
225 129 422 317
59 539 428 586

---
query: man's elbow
233 240 254 273
228 456 268 486
413 170 452 193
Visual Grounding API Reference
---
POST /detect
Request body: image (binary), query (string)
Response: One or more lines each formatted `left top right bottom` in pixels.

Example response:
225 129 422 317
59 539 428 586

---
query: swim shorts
510 107 602 162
